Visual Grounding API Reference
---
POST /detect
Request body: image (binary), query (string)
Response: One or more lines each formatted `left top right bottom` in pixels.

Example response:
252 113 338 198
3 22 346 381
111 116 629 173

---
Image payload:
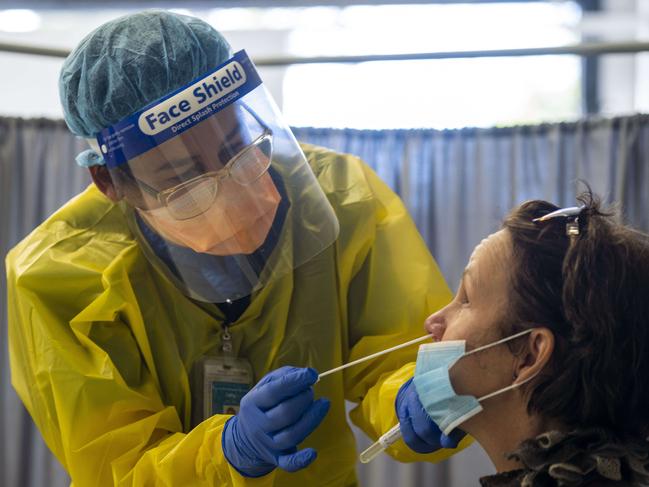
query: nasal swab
317 334 433 381
316 333 434 463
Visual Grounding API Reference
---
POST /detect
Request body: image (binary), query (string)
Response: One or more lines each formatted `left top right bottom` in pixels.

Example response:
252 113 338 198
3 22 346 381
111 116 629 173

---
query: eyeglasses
533 205 585 241
136 129 273 220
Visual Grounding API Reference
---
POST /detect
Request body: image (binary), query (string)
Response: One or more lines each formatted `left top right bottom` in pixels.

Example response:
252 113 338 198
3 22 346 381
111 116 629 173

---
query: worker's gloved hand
395 378 465 454
222 366 330 478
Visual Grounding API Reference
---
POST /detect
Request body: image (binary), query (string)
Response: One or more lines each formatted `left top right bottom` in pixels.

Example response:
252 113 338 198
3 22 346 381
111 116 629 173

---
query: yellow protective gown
6 143 471 487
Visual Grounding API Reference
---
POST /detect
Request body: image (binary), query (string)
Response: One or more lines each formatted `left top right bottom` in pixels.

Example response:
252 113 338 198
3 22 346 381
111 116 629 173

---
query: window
0 2 582 128
280 3 582 128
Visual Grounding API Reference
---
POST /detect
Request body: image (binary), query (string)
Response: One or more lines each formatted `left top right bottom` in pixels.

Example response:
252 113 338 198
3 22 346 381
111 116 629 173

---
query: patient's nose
424 314 446 341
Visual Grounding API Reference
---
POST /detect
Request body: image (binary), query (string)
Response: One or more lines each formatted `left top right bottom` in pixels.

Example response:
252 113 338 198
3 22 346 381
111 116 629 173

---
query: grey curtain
292 119 649 293
1 118 90 487
2 115 649 487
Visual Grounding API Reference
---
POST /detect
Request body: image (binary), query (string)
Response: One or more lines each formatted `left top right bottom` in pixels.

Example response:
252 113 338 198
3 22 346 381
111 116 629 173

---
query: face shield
95 50 339 303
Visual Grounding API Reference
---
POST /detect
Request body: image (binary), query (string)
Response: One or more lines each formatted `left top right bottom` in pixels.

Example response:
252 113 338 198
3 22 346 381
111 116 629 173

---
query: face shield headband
95 50 262 168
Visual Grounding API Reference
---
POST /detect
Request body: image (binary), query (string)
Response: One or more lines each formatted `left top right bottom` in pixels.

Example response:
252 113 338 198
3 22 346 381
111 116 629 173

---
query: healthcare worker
6 10 469 487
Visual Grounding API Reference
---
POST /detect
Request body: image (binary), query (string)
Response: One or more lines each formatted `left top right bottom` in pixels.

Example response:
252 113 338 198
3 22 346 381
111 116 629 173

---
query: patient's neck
462 396 558 473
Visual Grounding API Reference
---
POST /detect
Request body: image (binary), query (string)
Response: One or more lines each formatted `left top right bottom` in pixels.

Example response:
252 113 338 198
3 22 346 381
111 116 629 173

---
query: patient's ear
89 166 121 202
513 327 554 384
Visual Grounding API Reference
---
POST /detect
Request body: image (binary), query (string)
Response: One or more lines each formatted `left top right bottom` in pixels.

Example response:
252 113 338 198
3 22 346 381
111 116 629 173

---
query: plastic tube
359 424 402 463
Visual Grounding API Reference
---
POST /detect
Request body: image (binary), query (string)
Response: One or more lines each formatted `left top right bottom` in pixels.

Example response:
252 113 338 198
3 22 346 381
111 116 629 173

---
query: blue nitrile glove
222 366 331 478
395 378 465 453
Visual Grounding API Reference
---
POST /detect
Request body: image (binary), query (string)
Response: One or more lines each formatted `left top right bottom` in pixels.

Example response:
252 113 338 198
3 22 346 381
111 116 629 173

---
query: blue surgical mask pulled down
413 329 534 436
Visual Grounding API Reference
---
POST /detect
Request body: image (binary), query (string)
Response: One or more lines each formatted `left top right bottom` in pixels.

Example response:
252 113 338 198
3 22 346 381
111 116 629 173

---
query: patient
421 191 649 486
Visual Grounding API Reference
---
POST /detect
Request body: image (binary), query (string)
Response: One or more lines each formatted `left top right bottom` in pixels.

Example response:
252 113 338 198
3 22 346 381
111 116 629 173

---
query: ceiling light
0 9 42 33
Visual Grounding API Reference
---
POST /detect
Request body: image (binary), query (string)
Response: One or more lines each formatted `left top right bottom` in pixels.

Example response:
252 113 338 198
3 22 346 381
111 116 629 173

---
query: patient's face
424 230 518 411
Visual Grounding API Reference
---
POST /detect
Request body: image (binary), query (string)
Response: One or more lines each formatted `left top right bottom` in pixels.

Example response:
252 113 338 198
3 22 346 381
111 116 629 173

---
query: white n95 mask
413 329 535 436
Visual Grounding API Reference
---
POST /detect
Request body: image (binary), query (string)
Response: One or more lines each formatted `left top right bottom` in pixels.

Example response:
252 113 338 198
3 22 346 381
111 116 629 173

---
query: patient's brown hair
501 190 649 437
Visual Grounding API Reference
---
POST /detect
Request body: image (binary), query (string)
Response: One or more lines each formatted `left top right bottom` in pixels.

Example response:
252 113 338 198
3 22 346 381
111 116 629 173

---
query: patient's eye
456 284 469 306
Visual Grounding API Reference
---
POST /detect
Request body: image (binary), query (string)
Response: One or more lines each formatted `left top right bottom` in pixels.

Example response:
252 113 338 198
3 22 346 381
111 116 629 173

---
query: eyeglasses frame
122 103 273 219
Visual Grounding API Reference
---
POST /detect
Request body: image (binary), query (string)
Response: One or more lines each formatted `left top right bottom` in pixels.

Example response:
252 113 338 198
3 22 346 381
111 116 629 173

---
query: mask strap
462 328 534 357
462 328 533 358
477 373 536 402
460 328 537 403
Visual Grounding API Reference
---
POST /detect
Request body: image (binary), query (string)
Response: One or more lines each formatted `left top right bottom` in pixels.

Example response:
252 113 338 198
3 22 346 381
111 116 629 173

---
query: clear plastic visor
107 94 339 303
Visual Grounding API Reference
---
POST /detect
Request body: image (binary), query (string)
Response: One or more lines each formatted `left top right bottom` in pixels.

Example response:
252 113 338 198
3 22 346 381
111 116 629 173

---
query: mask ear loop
462 328 533 358
477 373 537 402
460 328 538 402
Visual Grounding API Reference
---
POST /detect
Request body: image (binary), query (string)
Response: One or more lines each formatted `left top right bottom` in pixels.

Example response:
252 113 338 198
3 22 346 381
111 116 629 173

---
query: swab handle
318 334 432 381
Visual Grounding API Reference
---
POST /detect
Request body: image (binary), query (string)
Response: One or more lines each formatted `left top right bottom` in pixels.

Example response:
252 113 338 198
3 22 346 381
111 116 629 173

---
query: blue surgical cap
60 10 232 164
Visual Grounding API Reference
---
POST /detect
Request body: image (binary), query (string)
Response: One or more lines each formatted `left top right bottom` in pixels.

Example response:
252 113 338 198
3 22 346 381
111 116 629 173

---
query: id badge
202 356 254 417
